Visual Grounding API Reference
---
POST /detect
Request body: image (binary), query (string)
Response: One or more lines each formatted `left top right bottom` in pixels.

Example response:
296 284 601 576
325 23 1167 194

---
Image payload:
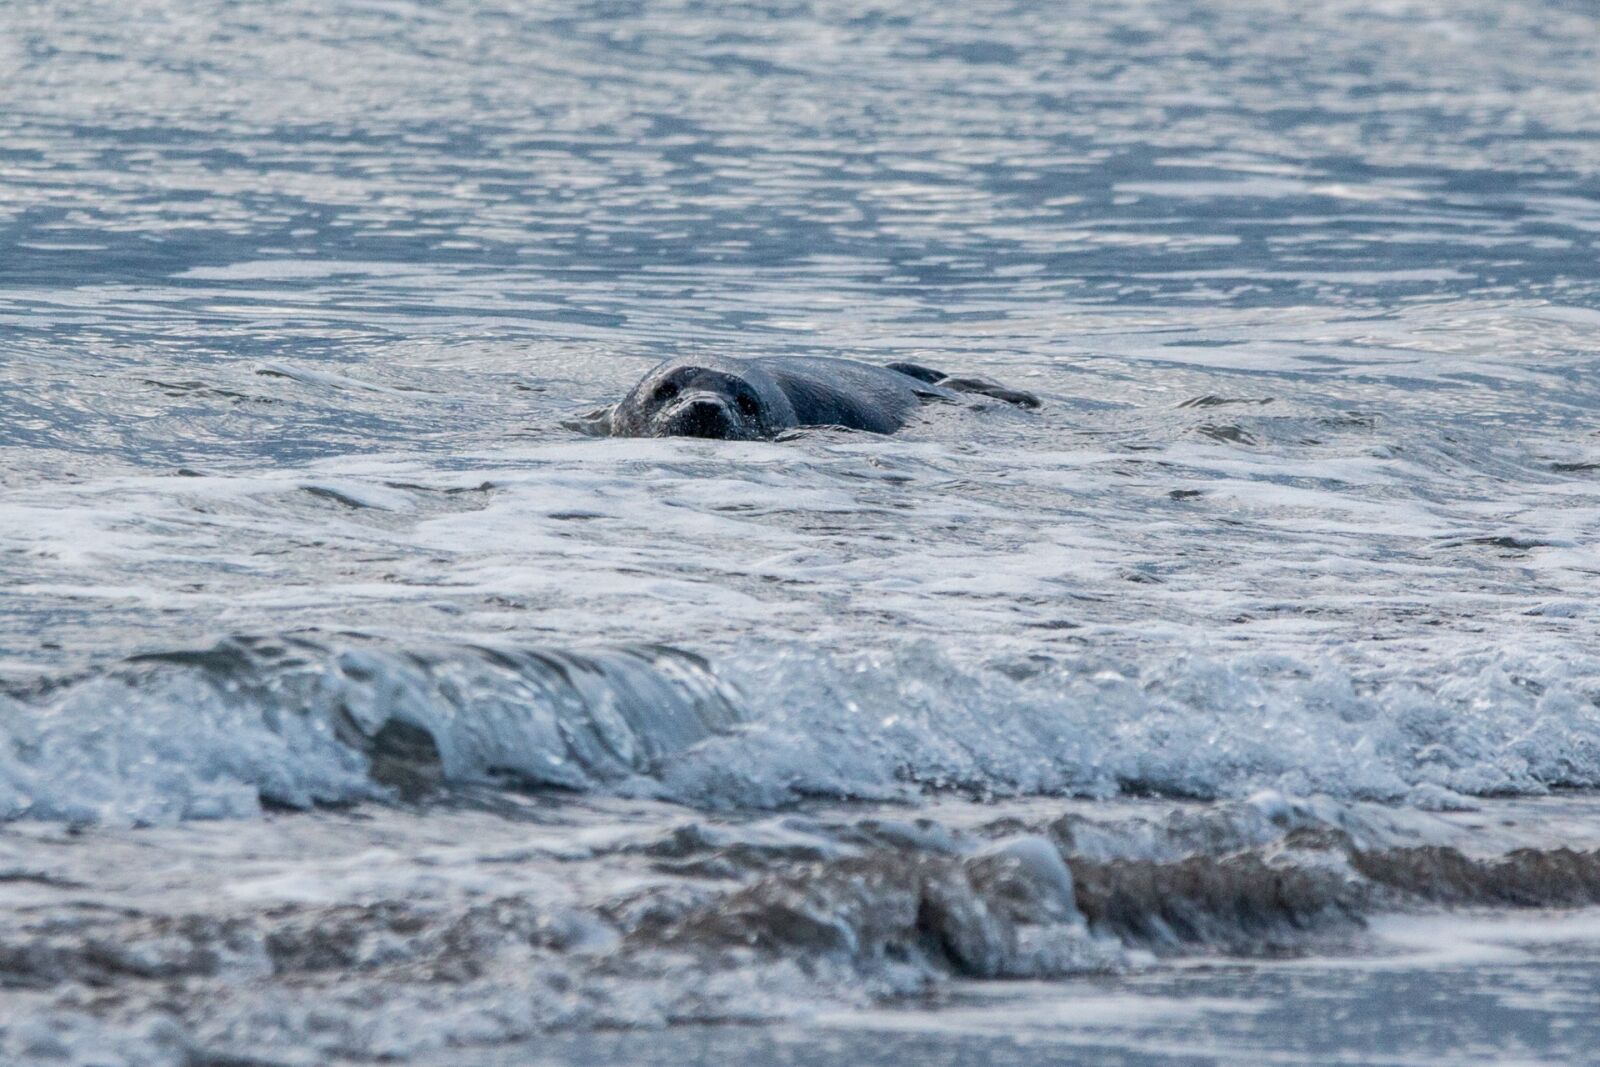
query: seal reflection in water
599 355 1039 440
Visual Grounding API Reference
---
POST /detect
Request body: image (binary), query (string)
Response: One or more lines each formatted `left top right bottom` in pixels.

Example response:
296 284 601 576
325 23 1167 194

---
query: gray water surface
3 1 1600 1064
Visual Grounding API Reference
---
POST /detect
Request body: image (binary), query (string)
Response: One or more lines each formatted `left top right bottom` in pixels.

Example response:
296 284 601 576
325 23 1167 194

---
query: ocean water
3 0 1600 1063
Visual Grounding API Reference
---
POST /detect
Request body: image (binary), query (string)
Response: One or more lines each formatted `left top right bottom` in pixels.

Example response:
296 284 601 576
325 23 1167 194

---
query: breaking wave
4 634 1600 826
0 635 741 825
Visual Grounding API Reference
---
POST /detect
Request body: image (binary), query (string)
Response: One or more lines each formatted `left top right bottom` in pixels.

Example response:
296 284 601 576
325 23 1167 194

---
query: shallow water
437 910 1600 1066
3 0 1600 1063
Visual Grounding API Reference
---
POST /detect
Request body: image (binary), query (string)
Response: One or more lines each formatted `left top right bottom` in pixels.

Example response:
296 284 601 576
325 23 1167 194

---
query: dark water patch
646 844 1092 980
1353 845 1600 908
1178 395 1275 408
1193 424 1258 445
301 484 380 509
137 378 270 404
1444 534 1557 551
1069 852 1359 952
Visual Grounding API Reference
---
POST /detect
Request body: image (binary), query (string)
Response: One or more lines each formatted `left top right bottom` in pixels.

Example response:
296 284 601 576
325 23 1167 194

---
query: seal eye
735 394 760 420
653 381 679 404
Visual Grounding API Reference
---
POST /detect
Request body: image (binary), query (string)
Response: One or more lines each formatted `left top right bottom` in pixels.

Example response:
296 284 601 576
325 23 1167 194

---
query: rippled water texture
5 0 1600 674
3 0 1600 1063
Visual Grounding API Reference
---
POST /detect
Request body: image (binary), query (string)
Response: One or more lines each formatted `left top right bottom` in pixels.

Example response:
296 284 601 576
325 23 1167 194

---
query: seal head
607 358 798 440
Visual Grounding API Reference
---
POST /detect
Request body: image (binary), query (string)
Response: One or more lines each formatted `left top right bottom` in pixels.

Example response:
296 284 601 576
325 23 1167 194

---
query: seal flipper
935 376 1041 409
884 361 962 404
886 362 1040 409
885 361 948 385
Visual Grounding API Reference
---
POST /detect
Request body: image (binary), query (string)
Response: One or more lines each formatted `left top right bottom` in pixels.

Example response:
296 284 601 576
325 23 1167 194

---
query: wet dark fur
598 355 1038 440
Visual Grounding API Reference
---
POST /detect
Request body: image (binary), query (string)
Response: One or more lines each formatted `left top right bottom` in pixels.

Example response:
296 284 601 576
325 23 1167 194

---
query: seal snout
660 391 738 439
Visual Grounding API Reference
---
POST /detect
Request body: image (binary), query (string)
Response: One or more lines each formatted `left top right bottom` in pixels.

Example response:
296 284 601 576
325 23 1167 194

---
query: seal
597 355 1038 440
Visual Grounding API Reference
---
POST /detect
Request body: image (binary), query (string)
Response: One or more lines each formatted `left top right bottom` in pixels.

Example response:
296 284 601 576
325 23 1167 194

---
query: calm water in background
3 1 1600 1064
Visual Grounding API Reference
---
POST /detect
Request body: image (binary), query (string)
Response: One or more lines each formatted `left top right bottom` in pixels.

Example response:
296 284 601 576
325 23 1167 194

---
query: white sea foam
3 631 1598 826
